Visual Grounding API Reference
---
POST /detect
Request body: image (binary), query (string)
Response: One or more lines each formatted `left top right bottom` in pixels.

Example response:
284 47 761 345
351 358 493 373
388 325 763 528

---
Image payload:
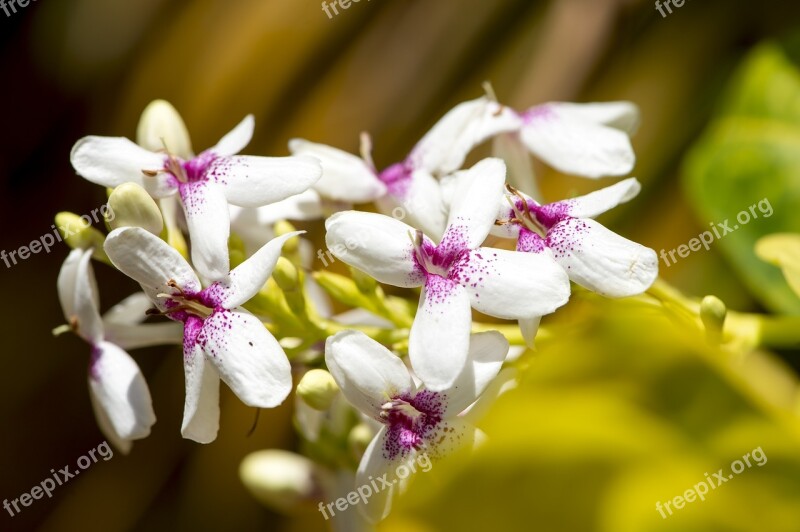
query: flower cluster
54 92 657 522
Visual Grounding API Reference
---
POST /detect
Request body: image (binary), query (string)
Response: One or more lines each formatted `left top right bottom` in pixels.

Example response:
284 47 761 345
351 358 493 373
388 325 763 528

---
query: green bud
55 212 109 263
107 183 163 235
273 257 299 292
297 369 339 411
274 221 300 254
136 99 193 158
348 423 375 459
350 266 378 294
239 450 317 513
700 295 727 343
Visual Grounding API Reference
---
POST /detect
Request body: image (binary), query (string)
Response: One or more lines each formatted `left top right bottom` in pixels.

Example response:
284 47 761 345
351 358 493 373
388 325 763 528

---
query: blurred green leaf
683 43 800 314
384 297 800 532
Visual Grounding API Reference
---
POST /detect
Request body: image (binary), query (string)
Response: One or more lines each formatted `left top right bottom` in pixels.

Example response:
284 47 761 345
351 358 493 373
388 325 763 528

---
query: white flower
103 227 300 443
325 158 570 390
70 115 322 281
57 248 183 453
325 329 509 522
515 101 640 178
291 96 521 238
494 177 658 345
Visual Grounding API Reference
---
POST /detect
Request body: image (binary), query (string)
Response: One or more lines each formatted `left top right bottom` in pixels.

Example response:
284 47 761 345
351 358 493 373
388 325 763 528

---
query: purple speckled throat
380 390 445 460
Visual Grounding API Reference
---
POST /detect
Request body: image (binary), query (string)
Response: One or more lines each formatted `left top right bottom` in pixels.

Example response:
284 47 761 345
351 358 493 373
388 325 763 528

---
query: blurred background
1 0 800 531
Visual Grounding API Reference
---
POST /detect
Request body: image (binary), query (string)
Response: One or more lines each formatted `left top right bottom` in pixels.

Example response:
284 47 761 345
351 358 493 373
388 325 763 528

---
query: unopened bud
297 369 339 411
55 212 108 263
274 221 300 254
136 99 193 158
239 450 317 513
348 423 375 459
107 183 163 235
700 295 727 343
273 257 299 292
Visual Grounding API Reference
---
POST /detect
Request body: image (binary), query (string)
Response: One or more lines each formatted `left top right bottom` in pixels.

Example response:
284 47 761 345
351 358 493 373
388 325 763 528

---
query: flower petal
104 226 201 294
181 327 221 444
409 97 522 175
70 136 176 197
102 292 154 325
518 316 541 349
209 155 322 208
409 276 471 391
179 180 231 282
104 322 184 350
444 331 508 416
547 218 658 297
199 309 292 408
492 131 540 198
520 105 635 178
88 341 155 441
209 114 254 157
445 158 507 249
355 427 398 523
454 247 570 319
58 248 103 343
206 231 305 309
547 101 640 134
559 177 641 219
289 139 385 203
325 211 424 288
325 330 413 418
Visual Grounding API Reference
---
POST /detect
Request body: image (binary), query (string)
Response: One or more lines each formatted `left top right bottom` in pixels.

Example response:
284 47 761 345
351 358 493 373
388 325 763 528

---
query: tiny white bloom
70 114 322 281
325 329 509 522
325 158 570 390
103 227 301 443
291 96 521 238
57 249 183 453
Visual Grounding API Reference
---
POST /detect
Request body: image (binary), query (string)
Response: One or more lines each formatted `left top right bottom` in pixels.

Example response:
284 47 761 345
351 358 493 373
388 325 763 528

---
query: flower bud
297 369 339 411
348 423 375 459
239 450 318 513
274 220 300 254
700 295 727 343
350 266 378 294
273 257 299 292
55 212 109 263
107 183 163 235
136 99 193 158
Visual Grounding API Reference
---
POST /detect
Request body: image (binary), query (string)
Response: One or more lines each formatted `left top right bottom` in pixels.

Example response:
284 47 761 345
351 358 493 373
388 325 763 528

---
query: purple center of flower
162 150 219 185
158 280 225 324
381 390 445 460
520 104 555 125
412 225 470 278
377 161 414 199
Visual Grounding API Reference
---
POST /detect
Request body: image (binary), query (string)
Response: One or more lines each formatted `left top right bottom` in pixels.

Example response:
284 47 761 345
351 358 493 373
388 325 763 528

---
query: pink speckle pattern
181 150 219 182
450 249 498 300
517 228 546 254
178 181 210 216
545 218 589 262
382 390 446 460
423 275 460 310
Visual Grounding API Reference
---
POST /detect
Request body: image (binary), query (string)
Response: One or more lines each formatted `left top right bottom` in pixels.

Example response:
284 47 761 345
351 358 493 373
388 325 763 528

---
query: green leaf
683 42 800 314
